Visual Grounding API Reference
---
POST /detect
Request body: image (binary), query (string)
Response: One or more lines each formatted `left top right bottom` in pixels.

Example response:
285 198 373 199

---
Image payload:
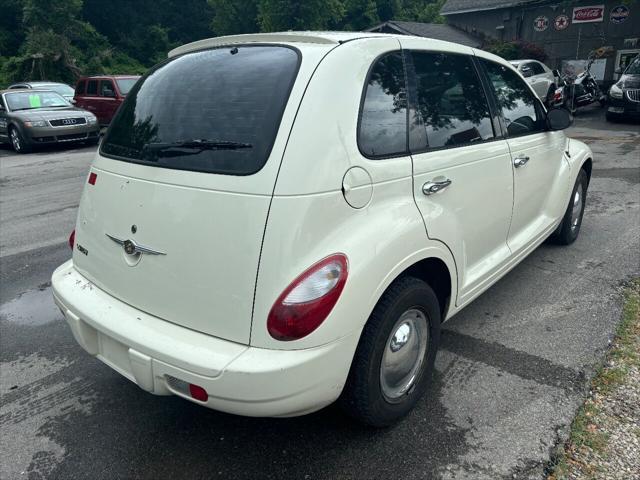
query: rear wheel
545 85 556 107
9 126 31 154
551 169 588 245
339 276 441 427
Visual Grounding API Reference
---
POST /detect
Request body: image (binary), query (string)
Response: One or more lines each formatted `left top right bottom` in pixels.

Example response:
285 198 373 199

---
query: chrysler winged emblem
105 234 166 255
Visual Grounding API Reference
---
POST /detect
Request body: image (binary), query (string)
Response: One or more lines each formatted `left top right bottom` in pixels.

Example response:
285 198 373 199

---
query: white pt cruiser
52 32 592 427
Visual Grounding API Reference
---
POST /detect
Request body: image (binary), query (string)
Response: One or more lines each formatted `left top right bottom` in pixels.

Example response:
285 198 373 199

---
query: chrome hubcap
380 309 429 402
571 184 583 231
10 130 20 151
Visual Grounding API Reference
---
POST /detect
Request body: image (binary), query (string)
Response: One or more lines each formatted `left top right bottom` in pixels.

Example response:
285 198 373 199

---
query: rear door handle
422 178 452 195
513 156 530 168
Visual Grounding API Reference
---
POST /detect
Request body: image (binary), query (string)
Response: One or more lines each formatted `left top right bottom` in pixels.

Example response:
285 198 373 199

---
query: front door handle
422 178 452 196
513 156 530 168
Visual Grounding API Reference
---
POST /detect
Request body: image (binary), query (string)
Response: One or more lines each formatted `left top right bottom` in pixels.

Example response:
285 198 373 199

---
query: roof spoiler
168 33 339 58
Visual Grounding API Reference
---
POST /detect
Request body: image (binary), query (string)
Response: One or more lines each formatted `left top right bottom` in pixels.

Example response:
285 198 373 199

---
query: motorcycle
561 52 607 114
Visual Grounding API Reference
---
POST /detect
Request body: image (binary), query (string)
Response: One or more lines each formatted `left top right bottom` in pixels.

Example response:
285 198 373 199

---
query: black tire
339 276 441 427
9 126 31 154
545 85 556 108
551 169 588 245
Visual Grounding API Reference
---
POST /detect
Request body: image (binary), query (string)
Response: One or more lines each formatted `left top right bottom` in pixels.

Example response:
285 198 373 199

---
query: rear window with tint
100 45 300 175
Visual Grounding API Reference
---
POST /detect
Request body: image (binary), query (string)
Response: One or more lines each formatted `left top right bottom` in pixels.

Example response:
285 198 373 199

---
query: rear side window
409 52 494 150
358 52 408 158
101 45 300 175
75 81 85 95
526 62 545 75
86 80 98 95
482 60 545 137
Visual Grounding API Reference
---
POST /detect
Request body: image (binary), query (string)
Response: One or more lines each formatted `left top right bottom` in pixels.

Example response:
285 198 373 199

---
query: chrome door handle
422 178 452 196
513 156 530 168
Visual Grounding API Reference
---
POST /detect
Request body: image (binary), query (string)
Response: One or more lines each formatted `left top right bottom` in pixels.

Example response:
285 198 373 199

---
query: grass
548 278 640 480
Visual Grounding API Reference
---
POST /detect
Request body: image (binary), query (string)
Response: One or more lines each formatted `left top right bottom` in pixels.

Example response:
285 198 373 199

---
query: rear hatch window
101 45 300 175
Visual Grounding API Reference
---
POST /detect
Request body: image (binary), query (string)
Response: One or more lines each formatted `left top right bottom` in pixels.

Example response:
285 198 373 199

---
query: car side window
75 81 85 95
409 51 494 150
86 80 98 96
358 52 408 158
482 60 545 137
527 62 545 76
100 80 116 97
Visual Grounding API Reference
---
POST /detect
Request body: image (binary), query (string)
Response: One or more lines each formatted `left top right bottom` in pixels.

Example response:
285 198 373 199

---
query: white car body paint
52 32 593 418
511 59 557 101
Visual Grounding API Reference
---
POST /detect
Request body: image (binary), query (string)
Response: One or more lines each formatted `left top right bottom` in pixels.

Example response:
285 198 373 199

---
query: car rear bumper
52 260 359 417
25 125 100 144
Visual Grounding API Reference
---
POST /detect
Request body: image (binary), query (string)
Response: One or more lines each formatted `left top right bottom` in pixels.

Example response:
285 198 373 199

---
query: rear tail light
267 254 348 341
88 172 97 185
68 229 75 250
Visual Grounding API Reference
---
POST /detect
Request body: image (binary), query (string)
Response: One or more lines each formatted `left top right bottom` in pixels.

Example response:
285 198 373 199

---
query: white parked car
510 59 558 104
52 32 592 427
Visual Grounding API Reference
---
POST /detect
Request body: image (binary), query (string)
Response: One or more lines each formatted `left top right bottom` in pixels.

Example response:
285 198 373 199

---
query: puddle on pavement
0 287 59 326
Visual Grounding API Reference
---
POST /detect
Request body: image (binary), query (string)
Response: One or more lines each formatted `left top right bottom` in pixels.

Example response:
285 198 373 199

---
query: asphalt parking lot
1 108 639 479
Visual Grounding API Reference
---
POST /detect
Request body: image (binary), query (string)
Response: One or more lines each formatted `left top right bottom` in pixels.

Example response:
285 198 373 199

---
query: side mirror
547 108 572 131
614 67 623 75
552 69 560 77
70 98 77 105
521 68 533 78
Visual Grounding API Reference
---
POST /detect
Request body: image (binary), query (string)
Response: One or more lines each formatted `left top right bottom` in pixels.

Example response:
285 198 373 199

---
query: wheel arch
370 248 457 325
581 157 593 186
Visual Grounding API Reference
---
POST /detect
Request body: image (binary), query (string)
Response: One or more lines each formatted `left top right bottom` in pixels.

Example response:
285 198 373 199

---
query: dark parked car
74 75 140 126
0 89 100 153
7 81 75 102
607 54 640 121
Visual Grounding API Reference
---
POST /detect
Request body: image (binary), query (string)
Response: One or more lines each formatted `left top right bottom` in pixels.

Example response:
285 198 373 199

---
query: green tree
208 0 259 35
257 0 346 31
342 0 380 31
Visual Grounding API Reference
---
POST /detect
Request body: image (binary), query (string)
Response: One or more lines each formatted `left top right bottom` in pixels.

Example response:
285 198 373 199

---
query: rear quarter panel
251 38 458 350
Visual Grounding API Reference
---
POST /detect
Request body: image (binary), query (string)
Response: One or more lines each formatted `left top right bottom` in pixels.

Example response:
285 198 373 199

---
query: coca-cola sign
572 5 605 23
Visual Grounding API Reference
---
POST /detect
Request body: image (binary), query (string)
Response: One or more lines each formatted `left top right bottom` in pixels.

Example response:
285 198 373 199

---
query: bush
485 40 547 62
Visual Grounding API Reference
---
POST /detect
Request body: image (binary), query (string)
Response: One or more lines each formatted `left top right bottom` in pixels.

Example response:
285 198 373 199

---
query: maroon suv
74 75 140 126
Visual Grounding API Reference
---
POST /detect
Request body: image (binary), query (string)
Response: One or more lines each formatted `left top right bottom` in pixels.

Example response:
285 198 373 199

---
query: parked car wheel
545 85 556 107
9 126 31 154
551 169 588 245
605 111 620 122
339 276 441 427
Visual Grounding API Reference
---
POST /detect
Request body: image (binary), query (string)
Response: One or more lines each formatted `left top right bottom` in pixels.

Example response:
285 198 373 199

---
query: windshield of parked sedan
101 45 300 175
5 91 69 111
115 78 139 95
41 84 75 97
625 57 640 75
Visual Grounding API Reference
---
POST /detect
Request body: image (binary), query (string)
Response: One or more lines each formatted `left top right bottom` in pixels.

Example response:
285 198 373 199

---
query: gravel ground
549 281 640 480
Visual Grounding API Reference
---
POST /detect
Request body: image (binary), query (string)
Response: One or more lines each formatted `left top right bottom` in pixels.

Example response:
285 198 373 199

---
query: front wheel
339 276 441 427
9 126 31 154
551 169 588 245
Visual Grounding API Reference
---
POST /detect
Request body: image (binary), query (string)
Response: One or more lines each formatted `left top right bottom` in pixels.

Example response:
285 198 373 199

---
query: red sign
572 5 605 23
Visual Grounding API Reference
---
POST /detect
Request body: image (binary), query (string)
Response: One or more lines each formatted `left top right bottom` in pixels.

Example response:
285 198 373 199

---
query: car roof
25 81 68 85
169 31 481 58
1 88 63 94
78 75 140 80
510 59 541 64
